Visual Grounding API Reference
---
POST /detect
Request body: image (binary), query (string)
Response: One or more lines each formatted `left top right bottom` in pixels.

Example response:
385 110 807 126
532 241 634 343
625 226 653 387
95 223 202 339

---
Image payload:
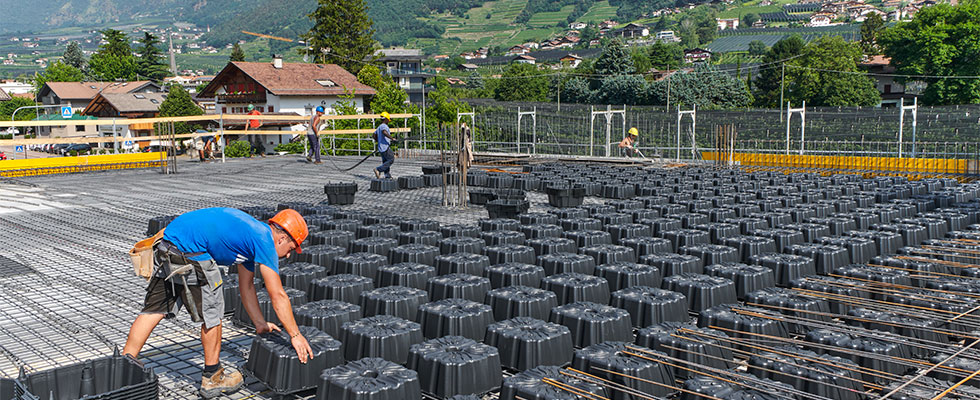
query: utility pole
779 63 785 122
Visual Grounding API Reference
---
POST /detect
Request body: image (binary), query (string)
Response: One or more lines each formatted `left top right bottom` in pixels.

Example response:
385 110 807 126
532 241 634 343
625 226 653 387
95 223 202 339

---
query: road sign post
61 106 73 119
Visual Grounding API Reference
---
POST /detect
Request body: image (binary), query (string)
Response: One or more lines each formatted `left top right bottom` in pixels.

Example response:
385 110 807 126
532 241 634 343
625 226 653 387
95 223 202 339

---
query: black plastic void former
16 352 158 400
245 326 343 395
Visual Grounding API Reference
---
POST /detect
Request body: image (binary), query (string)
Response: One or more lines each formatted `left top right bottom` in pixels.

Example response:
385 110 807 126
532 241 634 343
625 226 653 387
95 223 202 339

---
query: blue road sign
61 106 73 119
15 145 24 152
124 140 133 147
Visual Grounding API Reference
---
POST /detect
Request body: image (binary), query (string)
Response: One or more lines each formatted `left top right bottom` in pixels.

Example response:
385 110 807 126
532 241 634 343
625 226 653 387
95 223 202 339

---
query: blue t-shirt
374 123 390 152
163 207 280 274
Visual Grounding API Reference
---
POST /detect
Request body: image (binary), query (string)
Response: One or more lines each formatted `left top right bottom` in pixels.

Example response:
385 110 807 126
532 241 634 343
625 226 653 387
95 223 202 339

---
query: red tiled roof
42 81 157 100
0 88 10 101
227 61 376 96
861 55 891 66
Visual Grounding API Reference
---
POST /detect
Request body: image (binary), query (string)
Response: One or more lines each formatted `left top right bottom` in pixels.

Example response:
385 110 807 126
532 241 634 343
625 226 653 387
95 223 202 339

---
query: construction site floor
0 155 517 399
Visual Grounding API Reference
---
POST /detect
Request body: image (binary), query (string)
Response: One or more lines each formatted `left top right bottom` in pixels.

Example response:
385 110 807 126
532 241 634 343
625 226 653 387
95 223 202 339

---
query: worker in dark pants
307 106 324 164
122 208 313 399
373 111 396 179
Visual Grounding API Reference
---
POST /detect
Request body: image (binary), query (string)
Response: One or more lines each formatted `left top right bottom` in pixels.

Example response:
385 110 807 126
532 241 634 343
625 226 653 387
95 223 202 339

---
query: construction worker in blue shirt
373 111 396 179
122 208 313 398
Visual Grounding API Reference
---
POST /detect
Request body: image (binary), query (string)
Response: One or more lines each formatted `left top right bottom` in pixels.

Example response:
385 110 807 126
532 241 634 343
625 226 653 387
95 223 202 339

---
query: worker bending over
374 111 396 179
122 208 313 398
619 127 639 157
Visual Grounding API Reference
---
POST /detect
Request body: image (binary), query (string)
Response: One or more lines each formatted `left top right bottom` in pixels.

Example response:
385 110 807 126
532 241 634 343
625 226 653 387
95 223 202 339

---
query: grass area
507 27 562 45
712 52 765 65
576 1 618 23
526 5 576 27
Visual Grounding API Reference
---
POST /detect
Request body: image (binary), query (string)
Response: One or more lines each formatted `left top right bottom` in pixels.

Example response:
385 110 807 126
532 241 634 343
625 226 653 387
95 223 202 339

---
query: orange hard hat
269 209 308 253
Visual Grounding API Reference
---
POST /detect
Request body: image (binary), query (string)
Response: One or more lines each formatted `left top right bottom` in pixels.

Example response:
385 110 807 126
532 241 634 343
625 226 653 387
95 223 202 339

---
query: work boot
306 155 312 162
374 169 381 179
199 367 244 399
314 160 323 164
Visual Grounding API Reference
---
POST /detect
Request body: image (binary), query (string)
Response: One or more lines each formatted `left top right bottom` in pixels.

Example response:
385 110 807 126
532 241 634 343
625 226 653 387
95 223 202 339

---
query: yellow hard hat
380 111 391 121
628 127 638 136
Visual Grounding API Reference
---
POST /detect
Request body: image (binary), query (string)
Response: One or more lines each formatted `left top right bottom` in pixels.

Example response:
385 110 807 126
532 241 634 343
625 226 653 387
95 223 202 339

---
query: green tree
466 72 484 90
752 35 805 107
494 62 549 101
302 0 377 73
596 75 647 105
748 40 768 56
631 49 652 75
647 66 753 109
859 12 886 54
647 41 683 70
137 32 169 81
88 29 138 81
593 38 635 76
32 61 84 92
157 85 204 134
230 43 246 62
562 77 594 103
880 0 980 105
356 64 386 89
62 41 86 71
785 36 880 106
742 13 760 27
0 97 37 121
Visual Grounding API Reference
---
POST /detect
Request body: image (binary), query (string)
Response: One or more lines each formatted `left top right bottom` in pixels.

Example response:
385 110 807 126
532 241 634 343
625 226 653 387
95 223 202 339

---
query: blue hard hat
315 106 325 113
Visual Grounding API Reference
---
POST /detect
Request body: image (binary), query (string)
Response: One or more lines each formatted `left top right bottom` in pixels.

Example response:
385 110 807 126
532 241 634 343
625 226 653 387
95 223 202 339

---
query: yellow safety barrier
703 151 976 182
0 152 167 177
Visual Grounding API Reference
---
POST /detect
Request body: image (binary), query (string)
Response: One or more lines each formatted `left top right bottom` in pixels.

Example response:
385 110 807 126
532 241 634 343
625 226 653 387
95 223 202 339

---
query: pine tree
860 13 885 54
137 32 169 81
593 38 635 77
230 43 246 62
302 0 377 74
88 29 138 81
63 41 86 71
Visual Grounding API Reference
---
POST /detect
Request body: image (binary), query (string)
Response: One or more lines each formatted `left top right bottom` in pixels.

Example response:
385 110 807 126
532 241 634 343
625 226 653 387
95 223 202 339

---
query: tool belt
130 229 165 281
155 240 214 323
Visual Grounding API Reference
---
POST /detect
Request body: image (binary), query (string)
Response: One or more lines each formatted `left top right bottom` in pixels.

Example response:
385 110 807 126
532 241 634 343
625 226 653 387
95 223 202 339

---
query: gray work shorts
141 242 225 329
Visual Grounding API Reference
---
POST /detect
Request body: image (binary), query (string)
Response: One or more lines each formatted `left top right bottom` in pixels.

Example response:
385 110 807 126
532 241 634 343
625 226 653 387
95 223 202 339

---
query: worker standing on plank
307 106 324 164
373 111 396 179
619 127 639 158
122 208 313 399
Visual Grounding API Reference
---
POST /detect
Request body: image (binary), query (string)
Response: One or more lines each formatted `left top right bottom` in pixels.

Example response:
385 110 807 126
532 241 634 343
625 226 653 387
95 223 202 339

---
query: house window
316 79 336 87
267 106 274 112
222 107 227 113
75 125 85 132
884 84 892 94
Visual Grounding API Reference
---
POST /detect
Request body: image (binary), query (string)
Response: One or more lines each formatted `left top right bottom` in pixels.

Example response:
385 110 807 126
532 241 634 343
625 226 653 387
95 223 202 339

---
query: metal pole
799 100 805 155
911 97 918 157
899 97 905 158
786 101 791 155
517 106 521 154
676 106 681 161
605 104 612 157
590 106 594 157
691 105 697 160
219 110 224 162
780 63 785 122
112 118 118 153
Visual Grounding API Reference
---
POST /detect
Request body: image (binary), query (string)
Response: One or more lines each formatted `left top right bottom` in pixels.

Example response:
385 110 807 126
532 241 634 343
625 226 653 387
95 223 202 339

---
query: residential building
0 79 32 94
684 48 713 64
36 81 161 113
752 20 768 28
560 54 583 68
716 18 740 30
82 92 171 147
569 22 588 30
506 45 531 56
860 55 917 107
809 13 834 26
163 75 215 93
513 55 536 65
656 31 678 42
375 48 431 103
198 57 377 148
618 23 650 38
0 88 10 102
458 63 479 72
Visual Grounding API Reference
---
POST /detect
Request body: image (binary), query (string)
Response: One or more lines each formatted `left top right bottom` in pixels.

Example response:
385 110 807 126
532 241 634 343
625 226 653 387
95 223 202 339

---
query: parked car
61 143 91 156
0 151 6 160
51 144 70 155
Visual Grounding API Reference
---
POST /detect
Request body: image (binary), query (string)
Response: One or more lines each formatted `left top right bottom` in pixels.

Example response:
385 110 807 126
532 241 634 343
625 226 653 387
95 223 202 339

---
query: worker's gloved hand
291 334 313 363
255 322 280 335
